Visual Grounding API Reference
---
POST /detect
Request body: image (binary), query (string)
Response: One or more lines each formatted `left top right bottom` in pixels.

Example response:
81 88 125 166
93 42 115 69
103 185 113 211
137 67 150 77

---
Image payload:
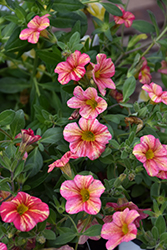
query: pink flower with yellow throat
63 118 112 160
114 6 135 28
60 174 105 214
142 82 167 105
0 191 49 232
54 50 90 85
0 243 7 250
138 57 152 84
101 208 139 250
91 53 116 96
19 14 50 44
133 135 167 177
67 86 107 119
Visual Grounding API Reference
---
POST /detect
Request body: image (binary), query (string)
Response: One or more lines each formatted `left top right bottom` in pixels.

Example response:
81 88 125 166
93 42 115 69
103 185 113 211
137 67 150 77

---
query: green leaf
0 77 31 93
155 215 166 235
36 50 61 65
160 232 167 244
107 0 122 3
101 3 122 16
52 232 77 245
25 148 43 177
110 139 120 149
40 127 63 144
5 27 28 52
15 6 26 21
83 224 102 237
43 229 56 240
103 114 125 124
0 110 15 126
147 10 159 36
10 109 25 138
52 0 85 12
123 76 136 102
151 226 159 241
132 20 155 33
13 161 24 180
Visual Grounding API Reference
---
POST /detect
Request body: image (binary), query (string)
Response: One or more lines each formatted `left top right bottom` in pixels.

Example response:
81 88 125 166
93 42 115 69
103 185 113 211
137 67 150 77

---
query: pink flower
54 50 90 85
91 53 116 96
63 118 112 160
60 175 105 214
19 14 50 44
138 57 152 84
110 89 123 103
0 192 49 231
67 86 107 119
133 135 167 177
78 218 100 244
158 60 167 74
142 82 167 105
48 151 78 173
106 199 150 227
15 128 41 154
101 208 139 250
114 6 135 28
0 243 7 250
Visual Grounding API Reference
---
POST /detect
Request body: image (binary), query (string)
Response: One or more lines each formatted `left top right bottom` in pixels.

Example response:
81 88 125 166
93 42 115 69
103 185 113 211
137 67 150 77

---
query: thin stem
0 128 13 140
108 103 120 110
32 49 40 96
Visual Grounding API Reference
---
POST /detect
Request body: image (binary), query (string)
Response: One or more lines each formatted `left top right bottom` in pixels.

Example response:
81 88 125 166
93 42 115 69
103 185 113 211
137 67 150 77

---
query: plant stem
0 128 13 140
32 50 40 96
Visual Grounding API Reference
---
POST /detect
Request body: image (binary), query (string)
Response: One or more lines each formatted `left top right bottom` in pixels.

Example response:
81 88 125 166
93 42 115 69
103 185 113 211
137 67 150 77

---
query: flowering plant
0 0 167 250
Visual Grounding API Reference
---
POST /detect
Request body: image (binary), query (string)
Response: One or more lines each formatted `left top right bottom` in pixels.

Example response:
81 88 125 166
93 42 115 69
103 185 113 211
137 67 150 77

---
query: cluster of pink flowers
133 135 167 179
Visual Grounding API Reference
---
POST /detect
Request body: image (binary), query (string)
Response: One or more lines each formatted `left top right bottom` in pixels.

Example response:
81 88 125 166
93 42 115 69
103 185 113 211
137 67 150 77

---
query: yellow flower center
122 223 128 235
146 149 154 159
17 203 28 215
95 70 100 78
80 189 90 202
86 98 98 109
81 131 95 141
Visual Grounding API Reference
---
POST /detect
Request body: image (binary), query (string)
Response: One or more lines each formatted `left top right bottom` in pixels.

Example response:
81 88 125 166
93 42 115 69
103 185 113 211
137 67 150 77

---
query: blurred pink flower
114 6 135 28
101 208 139 250
54 50 90 85
158 60 167 74
60 175 105 214
63 118 112 160
78 218 100 244
0 191 49 232
67 86 107 119
110 89 123 103
91 53 116 96
48 151 78 173
138 57 152 84
155 145 167 179
142 82 167 105
19 14 50 44
0 243 7 250
133 135 167 177
106 200 150 227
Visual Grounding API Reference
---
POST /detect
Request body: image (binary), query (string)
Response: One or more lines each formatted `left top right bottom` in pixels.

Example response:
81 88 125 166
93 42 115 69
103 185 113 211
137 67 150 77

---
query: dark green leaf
40 127 63 144
13 161 24 180
10 109 25 138
132 20 155 33
123 76 136 102
43 229 56 240
36 50 61 65
0 77 31 93
5 27 28 52
52 232 77 245
0 110 15 126
52 0 85 12
160 232 167 244
83 224 102 237
25 148 43 177
101 3 122 16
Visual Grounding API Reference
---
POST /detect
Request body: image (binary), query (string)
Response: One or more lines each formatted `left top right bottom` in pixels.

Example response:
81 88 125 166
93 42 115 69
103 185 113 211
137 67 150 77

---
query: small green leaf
123 76 136 102
52 0 85 12
36 50 61 65
25 148 43 177
0 110 15 126
52 232 77 245
151 226 159 241
83 224 102 237
13 161 24 180
160 232 167 244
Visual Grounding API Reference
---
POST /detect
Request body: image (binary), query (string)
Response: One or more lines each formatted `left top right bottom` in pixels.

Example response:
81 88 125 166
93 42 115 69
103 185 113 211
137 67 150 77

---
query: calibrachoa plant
1 0 167 250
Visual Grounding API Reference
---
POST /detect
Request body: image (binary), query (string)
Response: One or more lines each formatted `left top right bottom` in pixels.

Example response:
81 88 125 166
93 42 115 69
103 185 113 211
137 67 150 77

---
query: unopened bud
37 235 46 244
128 173 135 181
